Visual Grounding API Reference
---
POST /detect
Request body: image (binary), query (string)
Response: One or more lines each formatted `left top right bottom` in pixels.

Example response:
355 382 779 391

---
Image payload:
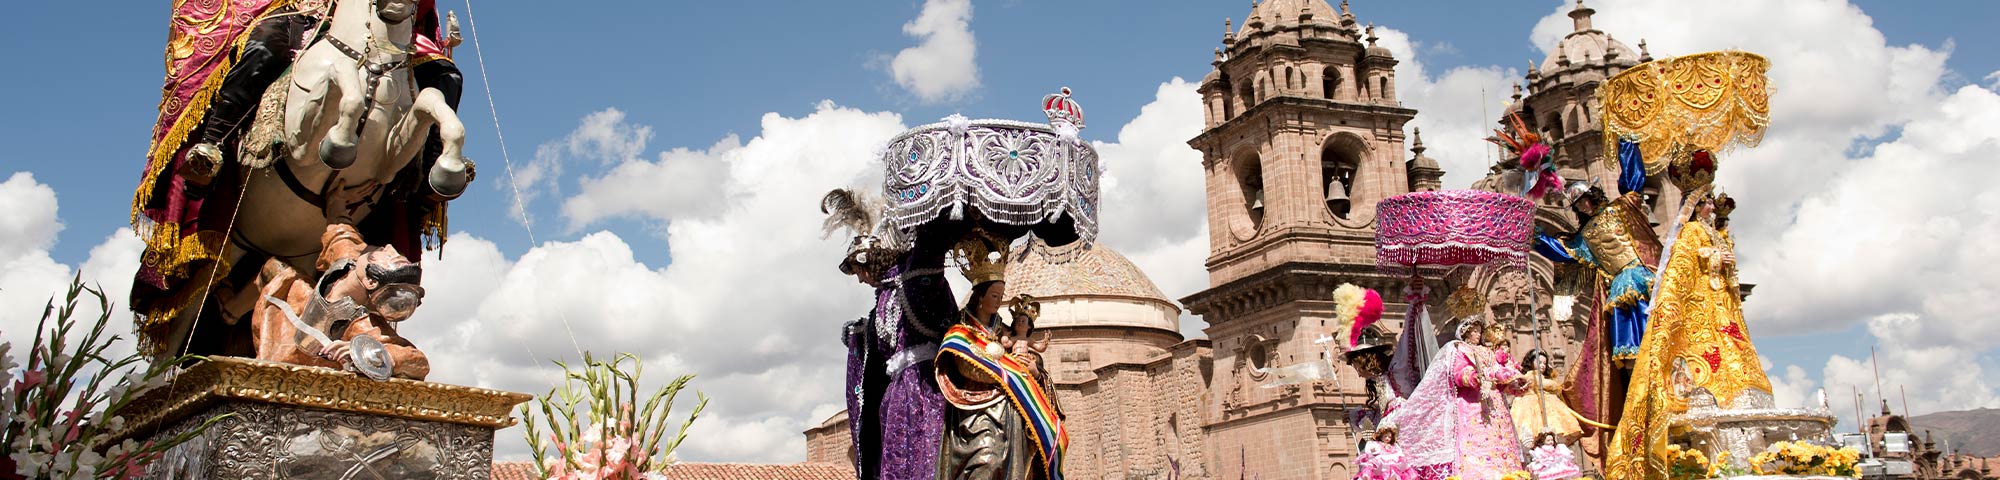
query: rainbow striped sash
937 324 1067 479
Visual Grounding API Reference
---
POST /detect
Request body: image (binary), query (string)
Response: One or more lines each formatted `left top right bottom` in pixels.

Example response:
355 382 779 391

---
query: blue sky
4 0 2000 463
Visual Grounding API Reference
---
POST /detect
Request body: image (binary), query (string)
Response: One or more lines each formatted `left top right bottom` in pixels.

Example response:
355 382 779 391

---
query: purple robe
845 264 956 479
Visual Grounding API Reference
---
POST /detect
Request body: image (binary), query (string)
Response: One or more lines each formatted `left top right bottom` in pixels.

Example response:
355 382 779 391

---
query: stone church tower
1182 1 1439 478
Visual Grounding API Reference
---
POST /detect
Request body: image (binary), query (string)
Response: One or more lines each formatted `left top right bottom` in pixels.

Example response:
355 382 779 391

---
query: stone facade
1182 1 1437 478
804 410 854 468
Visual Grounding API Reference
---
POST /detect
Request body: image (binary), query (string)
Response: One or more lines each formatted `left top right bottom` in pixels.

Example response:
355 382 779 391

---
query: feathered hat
1332 283 1385 351
1488 113 1561 200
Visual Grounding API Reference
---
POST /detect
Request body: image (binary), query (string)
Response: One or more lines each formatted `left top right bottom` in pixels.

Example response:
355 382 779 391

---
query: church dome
1245 0 1340 28
1005 239 1180 334
1540 1 1636 76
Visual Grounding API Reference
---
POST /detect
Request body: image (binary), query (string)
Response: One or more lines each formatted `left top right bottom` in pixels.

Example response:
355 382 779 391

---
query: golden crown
953 229 1012 285
1666 144 1718 192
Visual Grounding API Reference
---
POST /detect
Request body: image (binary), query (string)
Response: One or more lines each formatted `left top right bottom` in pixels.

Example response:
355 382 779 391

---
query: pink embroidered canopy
1375 190 1535 269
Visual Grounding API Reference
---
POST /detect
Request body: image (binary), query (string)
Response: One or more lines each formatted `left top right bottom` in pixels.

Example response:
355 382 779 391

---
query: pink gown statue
1529 442 1582 480
1382 323 1526 480
1356 426 1418 480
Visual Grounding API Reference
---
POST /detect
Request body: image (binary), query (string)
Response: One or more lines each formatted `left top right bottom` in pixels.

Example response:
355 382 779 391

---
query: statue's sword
264 295 395 381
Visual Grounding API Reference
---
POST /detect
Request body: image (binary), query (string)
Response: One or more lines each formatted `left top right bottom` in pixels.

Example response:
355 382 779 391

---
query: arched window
1323 69 1341 100
1378 76 1389 100
1238 83 1255 113
1321 136 1364 220
1239 155 1266 229
1285 66 1296 91
1220 80 1236 120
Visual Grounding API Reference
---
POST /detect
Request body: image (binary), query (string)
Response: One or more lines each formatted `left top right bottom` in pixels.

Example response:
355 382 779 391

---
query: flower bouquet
3 278 229 479
1667 444 1713 480
521 352 708 480
1748 441 1861 477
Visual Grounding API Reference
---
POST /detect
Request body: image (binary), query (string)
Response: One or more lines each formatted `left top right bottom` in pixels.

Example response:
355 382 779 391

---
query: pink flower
16 370 45 391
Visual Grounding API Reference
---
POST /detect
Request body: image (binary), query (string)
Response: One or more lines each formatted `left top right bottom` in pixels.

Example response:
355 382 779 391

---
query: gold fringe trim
135 243 232 356
134 0 294 250
422 202 450 251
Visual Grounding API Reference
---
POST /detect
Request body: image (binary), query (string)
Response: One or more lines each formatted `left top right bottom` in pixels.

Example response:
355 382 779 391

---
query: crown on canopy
1667 144 1717 192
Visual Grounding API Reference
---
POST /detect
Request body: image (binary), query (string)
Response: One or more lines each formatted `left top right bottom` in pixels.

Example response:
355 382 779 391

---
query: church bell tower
1180 1 1434 478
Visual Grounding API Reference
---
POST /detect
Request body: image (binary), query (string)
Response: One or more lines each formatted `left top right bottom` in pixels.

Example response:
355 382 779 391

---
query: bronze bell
1326 179 1351 213
1249 188 1265 211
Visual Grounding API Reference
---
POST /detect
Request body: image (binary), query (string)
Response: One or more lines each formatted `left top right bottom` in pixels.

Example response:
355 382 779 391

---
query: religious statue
249 222 429 380
1527 433 1583 480
1381 316 1528 480
826 87 1099 480
1530 141 1665 432
934 231 1066 480
240 185 430 380
1606 148 1773 480
1356 423 1417 480
134 0 473 360
1508 349 1593 447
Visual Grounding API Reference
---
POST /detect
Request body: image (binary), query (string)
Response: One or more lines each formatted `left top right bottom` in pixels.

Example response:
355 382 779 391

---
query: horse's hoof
320 138 358 169
428 156 471 199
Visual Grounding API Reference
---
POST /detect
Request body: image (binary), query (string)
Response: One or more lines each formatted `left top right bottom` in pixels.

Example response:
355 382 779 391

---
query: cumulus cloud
1372 28 1521 190
1088 79 1212 337
886 0 980 103
413 102 907 463
561 117 735 231
1763 355 1821 411
1820 313 2000 426
0 172 149 360
506 108 660 230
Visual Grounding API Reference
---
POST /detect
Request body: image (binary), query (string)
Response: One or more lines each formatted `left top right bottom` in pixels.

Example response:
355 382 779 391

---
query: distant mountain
1910 408 2000 456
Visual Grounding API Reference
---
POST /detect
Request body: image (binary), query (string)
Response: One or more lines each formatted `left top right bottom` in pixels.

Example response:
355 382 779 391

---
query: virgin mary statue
1383 314 1527 480
1607 151 1771 480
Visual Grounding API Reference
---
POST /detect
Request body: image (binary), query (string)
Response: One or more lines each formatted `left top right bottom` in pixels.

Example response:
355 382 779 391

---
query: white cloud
562 132 738 231
1372 28 1522 190
415 102 907 463
1089 79 1212 337
506 108 659 230
1741 83 2000 339
1763 355 1821 411
1820 314 2000 424
886 0 980 103
0 172 150 363
0 172 61 264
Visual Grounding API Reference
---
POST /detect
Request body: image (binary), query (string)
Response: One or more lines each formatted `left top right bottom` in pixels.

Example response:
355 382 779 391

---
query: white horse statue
158 0 472 357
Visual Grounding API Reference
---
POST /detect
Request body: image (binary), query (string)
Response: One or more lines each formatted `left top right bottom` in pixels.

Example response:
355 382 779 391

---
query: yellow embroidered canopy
1598 51 1771 174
